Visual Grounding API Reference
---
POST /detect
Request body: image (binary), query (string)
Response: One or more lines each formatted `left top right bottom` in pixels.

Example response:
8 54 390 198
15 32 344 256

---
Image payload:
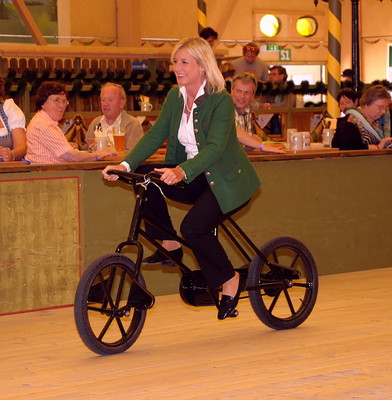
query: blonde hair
171 37 225 93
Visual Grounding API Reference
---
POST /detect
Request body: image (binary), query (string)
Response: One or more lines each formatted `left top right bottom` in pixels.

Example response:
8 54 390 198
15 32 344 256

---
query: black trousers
136 164 249 289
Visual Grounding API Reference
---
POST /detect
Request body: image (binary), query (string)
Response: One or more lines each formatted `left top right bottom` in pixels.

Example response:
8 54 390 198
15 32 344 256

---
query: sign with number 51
279 49 291 61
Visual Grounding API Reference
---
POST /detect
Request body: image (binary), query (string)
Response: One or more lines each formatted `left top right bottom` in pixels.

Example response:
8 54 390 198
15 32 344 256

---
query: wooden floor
1 268 392 400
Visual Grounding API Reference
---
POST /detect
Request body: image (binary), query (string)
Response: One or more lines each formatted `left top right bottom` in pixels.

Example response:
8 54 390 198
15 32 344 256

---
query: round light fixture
259 14 281 37
296 16 318 37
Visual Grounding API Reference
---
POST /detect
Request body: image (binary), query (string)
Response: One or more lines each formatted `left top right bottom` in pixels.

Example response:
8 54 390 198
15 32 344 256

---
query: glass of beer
113 127 126 153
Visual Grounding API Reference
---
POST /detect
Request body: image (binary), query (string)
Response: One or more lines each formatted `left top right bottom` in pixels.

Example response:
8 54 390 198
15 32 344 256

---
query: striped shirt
26 110 74 164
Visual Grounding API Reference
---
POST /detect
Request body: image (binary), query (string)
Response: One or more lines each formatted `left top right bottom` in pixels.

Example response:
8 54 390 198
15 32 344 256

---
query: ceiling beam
11 0 47 46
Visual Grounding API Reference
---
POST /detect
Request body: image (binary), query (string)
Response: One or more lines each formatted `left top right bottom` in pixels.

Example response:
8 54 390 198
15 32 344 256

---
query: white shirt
177 82 206 159
121 81 206 171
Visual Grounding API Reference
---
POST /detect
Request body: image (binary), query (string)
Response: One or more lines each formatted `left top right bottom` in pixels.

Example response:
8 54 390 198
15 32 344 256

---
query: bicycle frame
111 171 297 292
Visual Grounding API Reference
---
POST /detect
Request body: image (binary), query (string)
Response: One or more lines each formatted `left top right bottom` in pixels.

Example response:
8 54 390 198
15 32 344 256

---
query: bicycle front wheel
248 237 318 330
74 254 148 355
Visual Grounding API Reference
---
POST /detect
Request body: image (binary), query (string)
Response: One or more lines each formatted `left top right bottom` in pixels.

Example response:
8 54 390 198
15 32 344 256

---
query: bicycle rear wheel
74 254 148 355
247 237 318 330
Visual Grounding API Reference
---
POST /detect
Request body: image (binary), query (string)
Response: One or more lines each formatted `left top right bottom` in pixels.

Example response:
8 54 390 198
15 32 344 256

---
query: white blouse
177 82 206 159
0 98 26 137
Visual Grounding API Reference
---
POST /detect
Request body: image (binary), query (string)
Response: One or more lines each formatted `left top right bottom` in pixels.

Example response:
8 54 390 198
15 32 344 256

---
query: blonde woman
103 37 260 320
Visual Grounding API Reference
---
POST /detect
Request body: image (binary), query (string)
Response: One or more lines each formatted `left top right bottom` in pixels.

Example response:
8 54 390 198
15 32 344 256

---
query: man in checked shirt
231 72 282 153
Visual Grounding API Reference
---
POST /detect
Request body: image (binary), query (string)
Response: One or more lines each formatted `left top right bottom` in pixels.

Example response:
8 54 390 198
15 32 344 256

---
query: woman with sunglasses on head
0 76 27 162
103 37 261 320
26 81 116 164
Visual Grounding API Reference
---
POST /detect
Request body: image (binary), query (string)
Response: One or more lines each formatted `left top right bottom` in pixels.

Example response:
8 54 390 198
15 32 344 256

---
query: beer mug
140 102 153 112
290 132 303 151
286 128 297 146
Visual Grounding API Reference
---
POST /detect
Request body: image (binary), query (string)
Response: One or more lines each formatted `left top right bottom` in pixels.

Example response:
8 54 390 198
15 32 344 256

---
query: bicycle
74 170 318 355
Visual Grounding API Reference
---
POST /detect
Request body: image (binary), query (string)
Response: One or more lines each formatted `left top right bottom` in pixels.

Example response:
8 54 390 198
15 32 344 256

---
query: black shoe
142 248 183 266
217 274 246 320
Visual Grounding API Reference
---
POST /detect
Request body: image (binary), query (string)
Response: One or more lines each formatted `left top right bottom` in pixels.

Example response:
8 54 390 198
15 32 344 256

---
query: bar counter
1 149 392 314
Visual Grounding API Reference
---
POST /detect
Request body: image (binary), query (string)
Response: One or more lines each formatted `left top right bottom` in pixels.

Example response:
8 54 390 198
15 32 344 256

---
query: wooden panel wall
0 176 81 314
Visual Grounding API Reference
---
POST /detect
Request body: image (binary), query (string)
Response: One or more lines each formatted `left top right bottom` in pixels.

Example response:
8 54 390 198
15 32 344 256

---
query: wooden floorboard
1 268 392 399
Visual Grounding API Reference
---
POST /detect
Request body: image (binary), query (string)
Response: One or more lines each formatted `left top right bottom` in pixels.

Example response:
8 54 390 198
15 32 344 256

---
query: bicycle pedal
227 309 239 318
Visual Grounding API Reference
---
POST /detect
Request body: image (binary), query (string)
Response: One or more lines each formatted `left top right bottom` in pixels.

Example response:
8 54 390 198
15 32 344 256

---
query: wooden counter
2 148 391 174
1 149 392 314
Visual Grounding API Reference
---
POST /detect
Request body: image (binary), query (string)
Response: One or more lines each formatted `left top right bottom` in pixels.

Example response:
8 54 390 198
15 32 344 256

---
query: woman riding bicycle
102 37 260 320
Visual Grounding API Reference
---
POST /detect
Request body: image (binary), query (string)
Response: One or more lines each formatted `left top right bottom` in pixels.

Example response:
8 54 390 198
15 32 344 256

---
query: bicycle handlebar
107 170 185 188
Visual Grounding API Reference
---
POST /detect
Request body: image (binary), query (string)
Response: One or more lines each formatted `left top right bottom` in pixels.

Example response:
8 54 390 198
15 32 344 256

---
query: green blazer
123 87 261 214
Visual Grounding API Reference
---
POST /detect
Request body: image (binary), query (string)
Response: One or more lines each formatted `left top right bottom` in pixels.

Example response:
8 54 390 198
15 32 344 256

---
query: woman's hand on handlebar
154 166 185 185
102 164 127 181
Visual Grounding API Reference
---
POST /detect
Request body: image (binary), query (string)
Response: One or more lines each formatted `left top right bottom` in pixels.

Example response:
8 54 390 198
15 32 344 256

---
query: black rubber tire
247 237 318 330
74 254 147 355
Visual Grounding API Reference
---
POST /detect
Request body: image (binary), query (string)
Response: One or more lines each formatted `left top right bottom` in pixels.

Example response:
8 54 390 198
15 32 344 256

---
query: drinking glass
286 128 297 146
290 132 303 151
95 136 107 152
322 129 335 148
301 131 311 149
113 127 126 153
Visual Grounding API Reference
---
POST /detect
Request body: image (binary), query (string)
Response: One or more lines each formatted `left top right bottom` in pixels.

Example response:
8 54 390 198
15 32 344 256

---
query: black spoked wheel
247 237 318 330
74 254 148 355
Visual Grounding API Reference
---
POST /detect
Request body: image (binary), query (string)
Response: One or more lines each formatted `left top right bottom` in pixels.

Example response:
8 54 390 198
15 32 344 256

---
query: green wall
1 154 391 313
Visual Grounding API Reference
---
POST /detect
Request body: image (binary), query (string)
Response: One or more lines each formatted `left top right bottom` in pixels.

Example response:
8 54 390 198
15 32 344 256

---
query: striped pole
197 0 207 34
327 0 342 118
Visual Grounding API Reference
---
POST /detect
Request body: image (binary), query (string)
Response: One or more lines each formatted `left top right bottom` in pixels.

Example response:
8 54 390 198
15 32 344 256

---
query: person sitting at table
338 88 359 115
0 76 27 162
86 83 143 154
231 72 283 153
103 37 261 320
258 66 296 136
332 84 392 150
26 81 116 164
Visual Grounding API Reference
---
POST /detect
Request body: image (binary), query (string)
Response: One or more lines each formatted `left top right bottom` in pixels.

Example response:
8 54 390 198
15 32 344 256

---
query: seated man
259 65 296 136
86 83 143 153
231 73 283 153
